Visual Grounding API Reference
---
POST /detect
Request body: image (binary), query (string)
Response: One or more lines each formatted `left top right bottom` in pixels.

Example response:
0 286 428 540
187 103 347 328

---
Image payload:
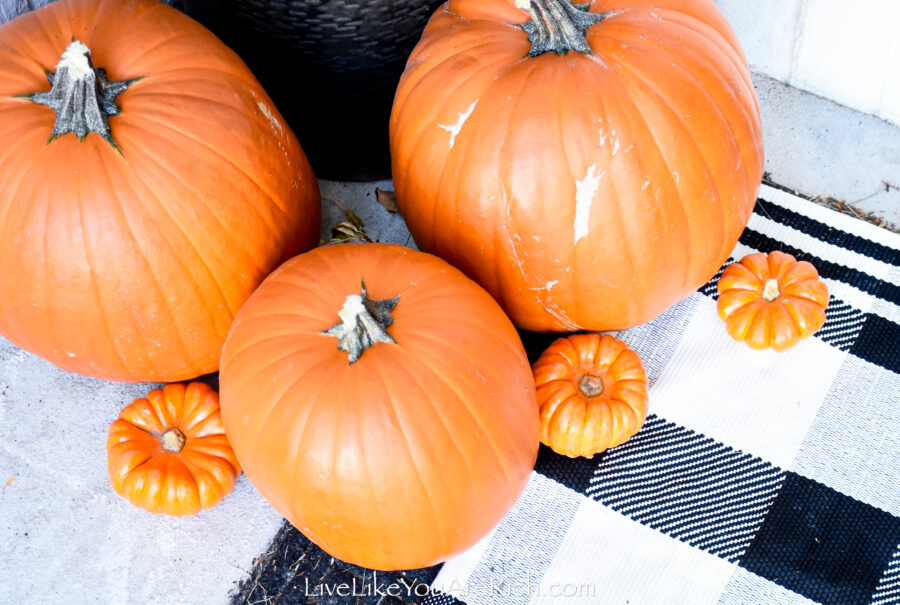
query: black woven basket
184 0 443 181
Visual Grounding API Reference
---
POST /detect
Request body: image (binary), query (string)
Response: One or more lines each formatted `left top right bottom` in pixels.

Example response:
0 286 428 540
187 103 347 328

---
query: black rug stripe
851 314 900 374
819 297 868 352
422 592 466 605
537 417 900 605
231 521 441 605
740 227 900 305
740 472 900 605
753 198 900 266
585 415 785 562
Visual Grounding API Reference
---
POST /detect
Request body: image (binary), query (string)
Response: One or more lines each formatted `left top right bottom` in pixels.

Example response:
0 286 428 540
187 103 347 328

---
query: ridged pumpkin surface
219 243 539 570
0 0 319 381
534 333 648 458
107 382 241 516
390 0 764 331
717 251 829 351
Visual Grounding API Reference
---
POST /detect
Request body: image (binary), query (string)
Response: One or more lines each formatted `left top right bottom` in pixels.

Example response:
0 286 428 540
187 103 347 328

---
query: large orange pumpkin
219 243 539 570
0 0 319 382
390 0 764 332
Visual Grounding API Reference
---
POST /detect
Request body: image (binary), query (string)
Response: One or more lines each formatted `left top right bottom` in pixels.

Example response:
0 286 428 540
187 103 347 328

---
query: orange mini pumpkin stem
762 278 780 302
578 374 604 397
159 427 186 453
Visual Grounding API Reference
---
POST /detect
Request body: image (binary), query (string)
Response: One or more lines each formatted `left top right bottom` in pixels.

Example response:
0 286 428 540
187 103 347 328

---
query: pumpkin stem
762 278 781 302
160 428 186 453
518 0 608 56
27 40 135 148
578 374 604 397
321 283 399 364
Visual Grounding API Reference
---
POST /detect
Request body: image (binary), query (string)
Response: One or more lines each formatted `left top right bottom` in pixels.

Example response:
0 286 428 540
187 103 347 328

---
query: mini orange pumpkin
107 382 241 516
717 251 829 351
533 333 648 458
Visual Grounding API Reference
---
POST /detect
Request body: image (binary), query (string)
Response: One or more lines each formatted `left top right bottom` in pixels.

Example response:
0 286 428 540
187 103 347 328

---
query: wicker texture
185 0 443 180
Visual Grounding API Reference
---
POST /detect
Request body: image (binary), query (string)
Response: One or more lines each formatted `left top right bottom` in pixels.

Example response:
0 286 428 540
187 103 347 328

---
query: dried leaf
375 188 400 213
330 221 371 244
5 475 15 487
321 193 374 244
343 208 365 231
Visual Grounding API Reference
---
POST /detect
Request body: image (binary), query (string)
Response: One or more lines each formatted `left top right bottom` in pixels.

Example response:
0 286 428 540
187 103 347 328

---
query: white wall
715 0 900 126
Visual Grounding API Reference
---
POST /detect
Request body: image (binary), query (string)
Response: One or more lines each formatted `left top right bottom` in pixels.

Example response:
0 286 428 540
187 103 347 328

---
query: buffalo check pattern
233 185 900 605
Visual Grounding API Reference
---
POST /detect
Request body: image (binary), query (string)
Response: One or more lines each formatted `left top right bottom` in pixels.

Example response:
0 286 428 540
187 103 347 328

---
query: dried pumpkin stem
27 40 135 148
160 428 186 453
519 0 608 56
321 283 399 364
578 374 604 397
762 278 781 302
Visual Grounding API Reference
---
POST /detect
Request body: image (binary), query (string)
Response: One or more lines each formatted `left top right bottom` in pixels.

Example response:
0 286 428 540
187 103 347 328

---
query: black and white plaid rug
232 183 900 605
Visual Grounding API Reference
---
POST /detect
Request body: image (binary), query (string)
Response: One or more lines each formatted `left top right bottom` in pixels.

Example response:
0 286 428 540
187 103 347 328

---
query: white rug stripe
645 296 845 469
534 498 736 605
791 355 900 517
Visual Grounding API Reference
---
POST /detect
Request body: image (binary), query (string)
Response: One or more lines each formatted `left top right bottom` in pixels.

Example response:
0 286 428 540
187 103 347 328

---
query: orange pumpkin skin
534 333 648 457
0 0 319 382
107 382 241 516
390 0 764 332
219 243 539 570
717 251 829 351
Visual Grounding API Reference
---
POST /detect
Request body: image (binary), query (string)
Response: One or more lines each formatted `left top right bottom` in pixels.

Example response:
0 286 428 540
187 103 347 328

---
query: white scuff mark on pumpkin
438 100 478 149
598 128 607 146
546 280 558 290
673 171 680 184
574 164 604 245
257 101 284 137
66 352 75 358
623 144 634 154
501 186 529 277
540 297 581 330
501 184 581 331
612 138 620 156
642 179 651 190
532 235 540 242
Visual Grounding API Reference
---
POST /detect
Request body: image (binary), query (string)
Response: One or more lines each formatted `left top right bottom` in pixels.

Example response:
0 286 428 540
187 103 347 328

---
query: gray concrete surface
0 346 284 605
754 73 900 229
